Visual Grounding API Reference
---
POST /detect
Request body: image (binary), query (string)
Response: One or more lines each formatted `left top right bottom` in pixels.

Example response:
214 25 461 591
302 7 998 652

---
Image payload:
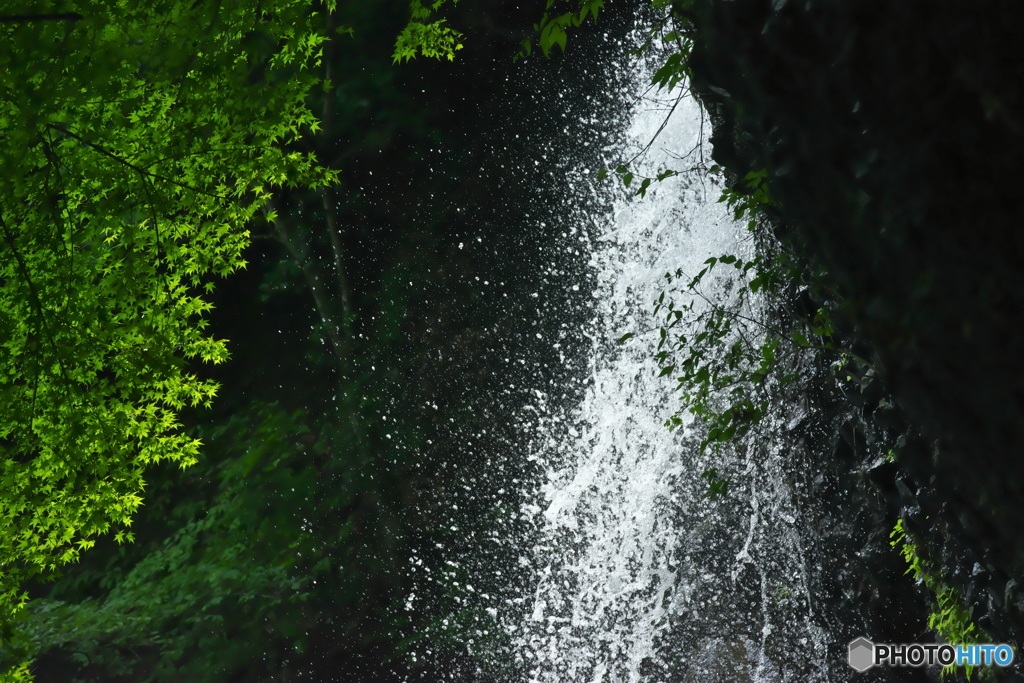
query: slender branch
623 87 688 169
39 130 78 319
0 214 51 344
266 195 363 449
263 199 347 363
0 212 71 401
685 283 880 374
135 164 177 303
0 13 83 23
139 145 257 169
321 9 335 144
44 124 227 199
319 186 354 345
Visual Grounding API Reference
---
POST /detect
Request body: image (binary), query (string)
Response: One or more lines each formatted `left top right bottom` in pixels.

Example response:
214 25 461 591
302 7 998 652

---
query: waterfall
409 30 858 683
491 49 844 683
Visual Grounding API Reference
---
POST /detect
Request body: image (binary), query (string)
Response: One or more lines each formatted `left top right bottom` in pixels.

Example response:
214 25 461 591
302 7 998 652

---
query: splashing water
404 31 865 683
497 56 843 683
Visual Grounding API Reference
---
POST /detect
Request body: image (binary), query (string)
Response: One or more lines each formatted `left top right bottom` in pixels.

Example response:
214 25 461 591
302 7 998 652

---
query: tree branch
319 186 354 342
263 198 348 364
44 124 227 199
0 211 71 405
0 13 83 23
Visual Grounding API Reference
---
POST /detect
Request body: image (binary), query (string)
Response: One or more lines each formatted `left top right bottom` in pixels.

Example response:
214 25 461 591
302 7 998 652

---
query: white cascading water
496 50 842 682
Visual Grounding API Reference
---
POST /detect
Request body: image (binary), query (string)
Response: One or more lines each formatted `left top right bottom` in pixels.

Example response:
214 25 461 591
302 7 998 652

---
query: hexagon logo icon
848 637 875 671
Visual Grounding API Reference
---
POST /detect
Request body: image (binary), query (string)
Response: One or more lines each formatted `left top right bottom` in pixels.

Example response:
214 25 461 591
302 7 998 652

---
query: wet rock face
681 640 754 683
781 375 932 682
682 0 1024 659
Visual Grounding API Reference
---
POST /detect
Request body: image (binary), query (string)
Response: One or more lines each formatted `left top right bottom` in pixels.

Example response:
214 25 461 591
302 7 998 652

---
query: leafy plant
12 404 329 682
0 2 337 677
717 167 773 230
393 0 464 63
611 159 896 508
516 0 698 64
516 0 605 60
582 6 859 496
700 468 730 499
650 170 858 464
891 519 986 680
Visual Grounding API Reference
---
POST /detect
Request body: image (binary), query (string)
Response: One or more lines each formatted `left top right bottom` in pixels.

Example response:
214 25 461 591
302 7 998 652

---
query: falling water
411 30 858 683
488 47 846 683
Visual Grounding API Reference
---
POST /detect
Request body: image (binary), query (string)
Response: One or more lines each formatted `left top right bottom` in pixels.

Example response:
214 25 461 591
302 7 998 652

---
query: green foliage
640 1 695 91
598 165 679 199
891 519 986 680
512 0 697 120
11 404 328 681
591 2 695 193
586 0 876 506
515 0 695 65
654 259 776 457
717 167 773 231
700 468 730 499
640 167 869 499
393 0 464 63
652 170 843 456
0 1 336 676
516 0 605 60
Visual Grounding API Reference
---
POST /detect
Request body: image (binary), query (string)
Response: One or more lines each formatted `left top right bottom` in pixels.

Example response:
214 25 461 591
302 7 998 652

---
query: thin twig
44 124 227 199
0 212 72 408
319 186 354 350
0 13 83 23
263 198 346 363
684 282 879 373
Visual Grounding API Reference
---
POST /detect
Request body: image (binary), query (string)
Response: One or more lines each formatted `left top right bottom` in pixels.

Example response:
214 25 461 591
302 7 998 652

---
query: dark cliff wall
680 0 1024 666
